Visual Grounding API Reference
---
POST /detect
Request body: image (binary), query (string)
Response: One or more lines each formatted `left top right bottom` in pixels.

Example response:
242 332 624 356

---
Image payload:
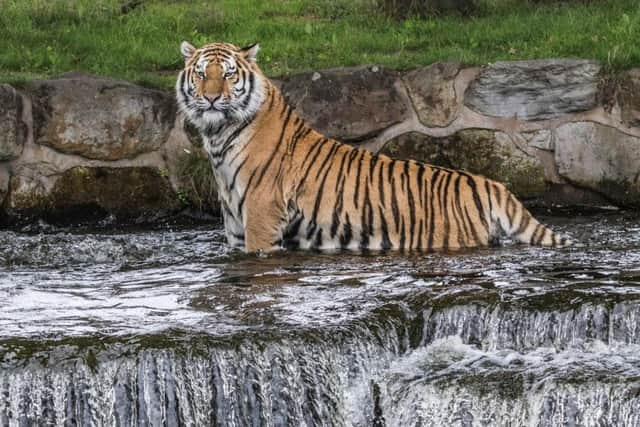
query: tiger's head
176 41 265 131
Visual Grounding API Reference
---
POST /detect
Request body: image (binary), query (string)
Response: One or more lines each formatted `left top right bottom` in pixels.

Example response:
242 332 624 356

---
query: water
0 212 639 426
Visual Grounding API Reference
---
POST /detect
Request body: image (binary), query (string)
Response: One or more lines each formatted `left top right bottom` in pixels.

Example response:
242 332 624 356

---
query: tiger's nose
203 94 219 103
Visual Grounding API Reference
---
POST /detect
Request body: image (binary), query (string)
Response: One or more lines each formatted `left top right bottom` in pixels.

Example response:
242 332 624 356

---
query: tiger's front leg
244 199 288 253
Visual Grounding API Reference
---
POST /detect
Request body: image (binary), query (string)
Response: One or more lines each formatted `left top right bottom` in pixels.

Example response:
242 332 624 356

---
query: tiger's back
279 132 567 251
176 41 570 253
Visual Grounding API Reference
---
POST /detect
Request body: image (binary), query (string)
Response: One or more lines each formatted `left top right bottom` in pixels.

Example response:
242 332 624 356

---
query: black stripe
379 206 392 250
427 169 441 251
229 157 249 190
459 173 488 232
330 150 350 238
378 160 386 208
405 162 416 250
514 210 531 236
399 217 406 250
451 174 466 248
340 214 353 249
313 228 323 250
240 72 255 108
314 142 340 180
353 150 366 209
506 194 516 224
369 155 377 183
212 121 253 167
346 149 359 175
390 176 400 233
231 232 245 241
308 145 340 238
417 164 425 208
530 223 543 245
253 107 293 188
360 180 373 250
441 172 453 251
296 138 330 193
237 167 259 214
462 205 480 245
282 212 304 248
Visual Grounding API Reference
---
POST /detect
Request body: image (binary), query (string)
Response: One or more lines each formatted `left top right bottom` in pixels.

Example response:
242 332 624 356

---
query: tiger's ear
181 41 196 63
240 43 260 63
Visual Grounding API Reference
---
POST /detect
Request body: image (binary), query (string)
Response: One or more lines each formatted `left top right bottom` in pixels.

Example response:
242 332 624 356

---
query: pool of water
1 211 639 426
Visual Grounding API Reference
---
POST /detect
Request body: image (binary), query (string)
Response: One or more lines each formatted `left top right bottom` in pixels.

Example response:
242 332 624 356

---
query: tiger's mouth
195 97 231 113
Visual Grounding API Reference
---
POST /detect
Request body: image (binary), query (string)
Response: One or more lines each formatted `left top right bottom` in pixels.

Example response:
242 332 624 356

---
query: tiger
176 41 571 253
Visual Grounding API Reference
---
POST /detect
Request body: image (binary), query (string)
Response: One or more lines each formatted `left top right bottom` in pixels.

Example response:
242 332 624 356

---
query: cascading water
0 212 639 426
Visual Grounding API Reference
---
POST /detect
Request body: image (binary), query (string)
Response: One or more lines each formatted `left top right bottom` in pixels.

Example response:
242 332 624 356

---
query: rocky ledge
1 60 639 225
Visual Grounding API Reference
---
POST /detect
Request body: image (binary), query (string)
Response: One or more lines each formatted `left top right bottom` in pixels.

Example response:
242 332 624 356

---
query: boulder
618 69 640 128
0 85 27 160
0 167 9 208
29 73 176 161
523 130 554 151
464 60 600 121
555 122 640 206
380 130 547 198
402 62 461 127
6 166 181 223
280 66 409 141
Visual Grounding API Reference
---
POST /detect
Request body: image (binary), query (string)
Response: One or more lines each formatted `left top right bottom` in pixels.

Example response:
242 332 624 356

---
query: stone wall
1 60 639 224
0 73 203 225
280 61 640 208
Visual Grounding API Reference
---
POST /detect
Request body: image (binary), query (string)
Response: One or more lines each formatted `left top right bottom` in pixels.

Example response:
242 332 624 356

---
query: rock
281 66 409 141
618 69 640 128
6 166 181 223
524 130 554 151
380 130 547 198
464 60 600 121
0 167 9 207
555 122 640 206
402 62 461 127
0 85 27 160
30 74 176 161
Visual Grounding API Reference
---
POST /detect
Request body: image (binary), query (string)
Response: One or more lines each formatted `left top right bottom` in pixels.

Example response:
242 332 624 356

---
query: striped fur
176 41 571 253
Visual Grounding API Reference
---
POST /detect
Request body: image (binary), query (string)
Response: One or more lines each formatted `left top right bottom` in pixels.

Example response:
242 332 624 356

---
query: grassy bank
1 0 639 89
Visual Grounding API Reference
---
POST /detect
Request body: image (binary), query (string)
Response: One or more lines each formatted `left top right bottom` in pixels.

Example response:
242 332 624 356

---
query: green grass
1 0 639 89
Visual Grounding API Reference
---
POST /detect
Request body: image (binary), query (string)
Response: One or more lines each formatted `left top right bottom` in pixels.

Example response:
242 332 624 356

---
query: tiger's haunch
176 41 570 253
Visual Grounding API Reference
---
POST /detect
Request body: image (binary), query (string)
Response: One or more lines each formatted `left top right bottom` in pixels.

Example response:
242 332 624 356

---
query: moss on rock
6 166 182 224
380 130 548 199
